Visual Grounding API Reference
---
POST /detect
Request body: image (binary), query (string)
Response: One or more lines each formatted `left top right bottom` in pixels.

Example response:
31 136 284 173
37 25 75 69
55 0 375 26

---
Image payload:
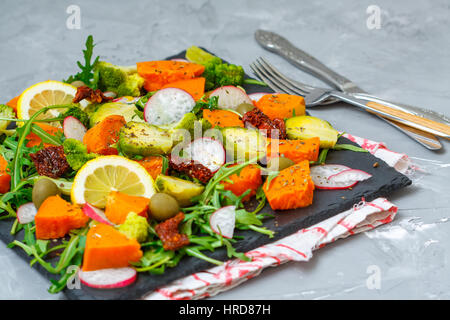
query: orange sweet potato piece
221 164 262 202
137 60 205 92
203 109 244 128
26 123 63 148
82 223 143 271
0 155 10 194
256 94 305 120
35 195 89 239
263 160 314 210
266 137 320 163
104 191 150 225
136 156 166 180
83 115 125 155
162 77 205 101
6 95 20 113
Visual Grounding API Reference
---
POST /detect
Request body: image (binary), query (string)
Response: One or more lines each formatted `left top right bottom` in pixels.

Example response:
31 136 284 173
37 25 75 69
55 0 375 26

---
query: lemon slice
71 156 155 208
17 80 87 123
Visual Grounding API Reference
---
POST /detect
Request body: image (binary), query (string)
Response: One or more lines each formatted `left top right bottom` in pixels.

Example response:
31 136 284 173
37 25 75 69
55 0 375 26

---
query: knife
255 30 446 149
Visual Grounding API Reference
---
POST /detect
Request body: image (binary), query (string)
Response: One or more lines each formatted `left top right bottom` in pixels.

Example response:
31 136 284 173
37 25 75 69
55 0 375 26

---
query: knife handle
366 101 450 139
255 30 353 91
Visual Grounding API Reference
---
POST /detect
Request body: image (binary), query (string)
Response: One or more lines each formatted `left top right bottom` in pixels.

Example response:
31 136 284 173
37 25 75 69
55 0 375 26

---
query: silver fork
250 58 450 144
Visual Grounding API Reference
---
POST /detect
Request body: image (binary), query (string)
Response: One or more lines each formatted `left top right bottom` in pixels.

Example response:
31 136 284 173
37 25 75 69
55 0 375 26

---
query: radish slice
310 164 352 189
248 92 272 102
310 164 372 189
144 88 195 125
329 169 372 184
82 203 115 226
185 138 225 173
171 58 189 63
79 267 137 289
63 116 87 141
17 203 37 224
209 86 252 110
210 206 236 239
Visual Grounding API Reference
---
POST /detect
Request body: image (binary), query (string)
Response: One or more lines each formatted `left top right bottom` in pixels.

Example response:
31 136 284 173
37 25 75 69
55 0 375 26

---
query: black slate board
0 49 411 300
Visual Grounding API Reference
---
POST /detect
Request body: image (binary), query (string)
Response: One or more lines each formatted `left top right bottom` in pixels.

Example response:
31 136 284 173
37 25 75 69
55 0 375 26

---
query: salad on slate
0 36 372 292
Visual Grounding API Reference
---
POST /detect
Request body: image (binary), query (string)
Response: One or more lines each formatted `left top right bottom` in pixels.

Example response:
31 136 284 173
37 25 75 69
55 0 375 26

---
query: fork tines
250 57 312 96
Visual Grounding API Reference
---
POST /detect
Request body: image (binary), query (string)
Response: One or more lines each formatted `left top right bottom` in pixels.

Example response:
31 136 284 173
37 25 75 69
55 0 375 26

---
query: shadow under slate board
0 49 411 300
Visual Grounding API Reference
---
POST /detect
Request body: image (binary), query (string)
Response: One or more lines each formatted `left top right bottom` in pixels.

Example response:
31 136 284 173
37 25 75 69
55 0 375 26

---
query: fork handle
331 92 450 139
365 101 450 139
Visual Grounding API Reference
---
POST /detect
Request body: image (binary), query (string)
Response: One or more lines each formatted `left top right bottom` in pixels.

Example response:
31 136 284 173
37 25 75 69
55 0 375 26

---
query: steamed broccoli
95 61 144 97
185 46 244 90
186 46 266 90
61 105 90 128
63 138 98 171
0 104 15 131
118 211 149 242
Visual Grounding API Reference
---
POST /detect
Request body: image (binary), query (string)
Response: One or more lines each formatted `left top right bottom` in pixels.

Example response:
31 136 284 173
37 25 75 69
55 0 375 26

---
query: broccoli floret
61 105 90 128
118 211 149 242
95 61 145 97
63 138 98 171
185 46 244 90
0 104 15 131
213 63 244 88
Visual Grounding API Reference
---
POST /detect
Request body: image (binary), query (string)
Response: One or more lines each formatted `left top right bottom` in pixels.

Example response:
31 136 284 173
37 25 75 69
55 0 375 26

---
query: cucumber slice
119 121 173 156
285 115 338 148
222 127 266 161
90 102 143 127
155 174 205 207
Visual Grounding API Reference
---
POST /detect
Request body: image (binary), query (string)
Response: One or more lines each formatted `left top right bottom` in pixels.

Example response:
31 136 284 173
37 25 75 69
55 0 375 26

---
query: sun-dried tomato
155 212 190 251
242 108 287 139
169 156 214 183
30 146 70 179
73 86 113 104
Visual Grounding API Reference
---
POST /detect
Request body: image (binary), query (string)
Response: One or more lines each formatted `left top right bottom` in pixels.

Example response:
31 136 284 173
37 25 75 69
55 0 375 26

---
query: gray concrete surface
0 0 449 299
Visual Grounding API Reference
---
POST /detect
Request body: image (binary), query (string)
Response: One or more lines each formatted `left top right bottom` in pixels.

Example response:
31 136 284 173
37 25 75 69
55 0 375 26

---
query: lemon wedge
17 80 87 123
71 156 155 208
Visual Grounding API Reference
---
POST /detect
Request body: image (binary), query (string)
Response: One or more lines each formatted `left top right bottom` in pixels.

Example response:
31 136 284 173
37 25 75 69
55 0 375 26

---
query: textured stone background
0 0 449 299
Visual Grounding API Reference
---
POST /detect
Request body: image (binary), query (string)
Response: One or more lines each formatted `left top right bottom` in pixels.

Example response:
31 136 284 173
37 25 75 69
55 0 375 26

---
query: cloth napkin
144 133 413 300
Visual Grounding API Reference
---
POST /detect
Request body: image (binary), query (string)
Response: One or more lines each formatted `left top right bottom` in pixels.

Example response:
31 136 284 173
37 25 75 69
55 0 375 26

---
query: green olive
149 193 180 221
236 103 255 115
267 157 295 172
32 178 61 209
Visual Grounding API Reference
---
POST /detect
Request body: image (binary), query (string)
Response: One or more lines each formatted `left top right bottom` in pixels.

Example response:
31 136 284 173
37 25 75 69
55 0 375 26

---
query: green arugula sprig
64 35 99 88
133 158 274 272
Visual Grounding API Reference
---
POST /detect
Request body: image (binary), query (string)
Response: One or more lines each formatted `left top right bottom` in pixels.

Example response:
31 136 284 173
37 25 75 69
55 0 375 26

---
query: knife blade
255 30 446 149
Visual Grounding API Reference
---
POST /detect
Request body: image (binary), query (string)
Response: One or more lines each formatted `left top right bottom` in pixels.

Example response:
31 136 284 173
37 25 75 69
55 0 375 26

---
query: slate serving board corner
0 49 411 300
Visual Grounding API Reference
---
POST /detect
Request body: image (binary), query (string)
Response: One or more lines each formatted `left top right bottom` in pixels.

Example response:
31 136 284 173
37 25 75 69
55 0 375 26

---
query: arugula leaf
192 95 219 117
333 144 368 153
64 35 99 88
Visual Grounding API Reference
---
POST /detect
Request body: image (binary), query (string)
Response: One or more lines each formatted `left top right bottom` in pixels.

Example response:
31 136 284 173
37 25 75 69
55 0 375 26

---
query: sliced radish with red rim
311 164 356 189
210 205 236 239
82 203 115 226
185 138 225 173
17 203 37 224
144 88 195 125
328 169 372 184
209 86 252 110
63 116 87 141
79 267 137 289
